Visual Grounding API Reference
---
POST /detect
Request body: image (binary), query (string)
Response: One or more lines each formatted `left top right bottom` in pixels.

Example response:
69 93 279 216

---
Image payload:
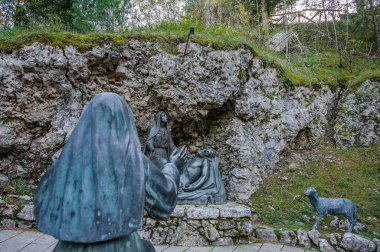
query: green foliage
5 178 31 195
239 68 248 80
251 142 380 238
0 26 125 52
0 195 28 214
26 0 75 29
184 0 251 27
183 0 296 28
127 21 252 50
0 21 379 91
250 43 380 91
71 0 130 33
1 0 130 33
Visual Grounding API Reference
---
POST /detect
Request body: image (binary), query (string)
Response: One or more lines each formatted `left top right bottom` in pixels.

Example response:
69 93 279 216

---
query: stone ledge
141 202 253 246
170 202 252 219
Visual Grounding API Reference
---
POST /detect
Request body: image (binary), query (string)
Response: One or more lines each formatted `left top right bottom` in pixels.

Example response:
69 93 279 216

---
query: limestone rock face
280 230 297 245
0 218 16 228
169 222 208 246
327 233 338 246
320 238 337 252
265 32 302 52
256 229 277 241
341 233 376 252
373 239 380 252
308 230 321 246
297 229 311 248
0 41 376 203
0 43 83 176
229 60 334 201
334 80 380 149
0 173 9 194
16 204 35 221
186 206 220 219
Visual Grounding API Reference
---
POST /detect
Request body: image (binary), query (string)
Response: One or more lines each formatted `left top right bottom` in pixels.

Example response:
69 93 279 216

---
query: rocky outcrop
0 173 9 194
280 230 297 245
320 238 337 252
0 195 35 228
256 229 277 241
308 230 321 246
334 80 380 149
0 41 377 204
0 43 83 177
265 32 303 52
341 233 376 252
297 229 311 248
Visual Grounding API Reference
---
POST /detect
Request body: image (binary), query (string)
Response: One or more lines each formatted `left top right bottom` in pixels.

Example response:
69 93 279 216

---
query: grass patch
4 178 34 196
0 22 379 91
251 142 380 238
246 43 380 91
0 27 125 52
0 22 249 53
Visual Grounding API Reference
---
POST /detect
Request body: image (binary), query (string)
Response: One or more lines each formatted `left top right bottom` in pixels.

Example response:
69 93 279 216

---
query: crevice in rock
172 99 235 147
327 84 346 145
62 48 76 90
279 127 313 160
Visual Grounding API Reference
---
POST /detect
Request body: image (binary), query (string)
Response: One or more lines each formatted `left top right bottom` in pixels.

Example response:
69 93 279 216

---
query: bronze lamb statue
304 187 357 232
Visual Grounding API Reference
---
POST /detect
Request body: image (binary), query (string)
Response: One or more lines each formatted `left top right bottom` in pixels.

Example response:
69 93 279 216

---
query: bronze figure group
144 111 227 205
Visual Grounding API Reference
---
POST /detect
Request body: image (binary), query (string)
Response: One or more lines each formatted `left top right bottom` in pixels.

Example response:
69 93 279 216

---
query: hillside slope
251 141 380 238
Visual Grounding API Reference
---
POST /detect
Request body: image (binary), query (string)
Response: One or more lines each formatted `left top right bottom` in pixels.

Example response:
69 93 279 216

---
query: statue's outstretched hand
169 146 188 169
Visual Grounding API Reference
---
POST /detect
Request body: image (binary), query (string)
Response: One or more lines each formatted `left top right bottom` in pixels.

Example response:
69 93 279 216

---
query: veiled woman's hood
34 92 146 243
146 111 166 141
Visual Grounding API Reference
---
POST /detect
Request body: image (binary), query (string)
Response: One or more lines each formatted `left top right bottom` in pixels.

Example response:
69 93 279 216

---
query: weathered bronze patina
144 111 177 169
178 147 227 205
34 93 187 251
304 187 357 232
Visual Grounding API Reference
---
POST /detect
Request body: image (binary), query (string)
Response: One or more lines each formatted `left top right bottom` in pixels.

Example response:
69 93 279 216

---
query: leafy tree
0 0 21 28
184 0 251 27
183 0 291 29
0 0 130 32
27 0 75 29
72 0 130 32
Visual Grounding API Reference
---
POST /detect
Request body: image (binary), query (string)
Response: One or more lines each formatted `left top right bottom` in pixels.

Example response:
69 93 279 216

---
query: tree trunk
330 1 343 67
261 0 269 32
204 0 215 27
284 0 289 60
369 0 380 53
321 0 332 44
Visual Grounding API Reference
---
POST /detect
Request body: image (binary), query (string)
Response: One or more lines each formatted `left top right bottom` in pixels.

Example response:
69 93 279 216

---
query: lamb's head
304 187 318 198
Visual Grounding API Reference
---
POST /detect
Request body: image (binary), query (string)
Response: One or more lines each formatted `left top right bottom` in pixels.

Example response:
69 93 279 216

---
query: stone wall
2 197 379 252
254 228 379 252
139 202 252 246
0 41 378 204
1 198 253 246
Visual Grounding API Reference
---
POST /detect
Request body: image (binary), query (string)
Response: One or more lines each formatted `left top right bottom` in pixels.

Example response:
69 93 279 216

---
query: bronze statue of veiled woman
34 93 187 251
144 111 177 169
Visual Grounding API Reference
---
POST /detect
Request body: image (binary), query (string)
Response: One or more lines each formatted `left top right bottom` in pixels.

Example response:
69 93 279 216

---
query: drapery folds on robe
34 93 179 249
144 111 176 161
178 149 227 205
